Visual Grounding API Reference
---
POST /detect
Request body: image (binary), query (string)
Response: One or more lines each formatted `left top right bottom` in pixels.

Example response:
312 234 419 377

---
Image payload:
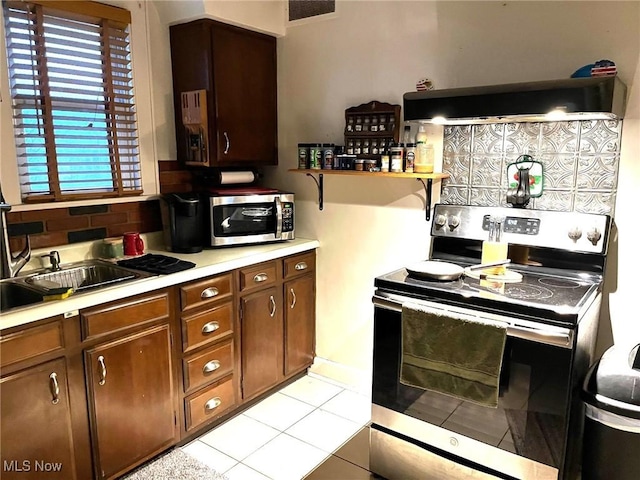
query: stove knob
434 214 447 229
587 227 602 246
568 227 582 242
448 215 461 230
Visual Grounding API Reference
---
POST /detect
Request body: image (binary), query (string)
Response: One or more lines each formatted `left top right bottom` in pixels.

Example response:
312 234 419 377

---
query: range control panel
431 204 611 254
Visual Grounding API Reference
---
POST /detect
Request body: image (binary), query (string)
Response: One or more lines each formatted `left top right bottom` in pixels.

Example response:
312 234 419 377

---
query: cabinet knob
204 397 222 413
201 321 220 335
49 372 60 405
294 261 308 271
201 287 219 299
203 360 221 374
253 273 268 283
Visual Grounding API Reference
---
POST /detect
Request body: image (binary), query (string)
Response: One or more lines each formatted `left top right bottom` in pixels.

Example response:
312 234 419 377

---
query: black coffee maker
160 193 204 253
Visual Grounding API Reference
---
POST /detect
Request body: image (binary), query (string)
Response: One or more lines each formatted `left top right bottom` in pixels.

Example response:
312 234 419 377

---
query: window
3 0 142 203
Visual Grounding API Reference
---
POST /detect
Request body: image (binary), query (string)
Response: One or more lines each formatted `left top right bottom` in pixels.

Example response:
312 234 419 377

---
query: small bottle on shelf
404 143 416 173
414 124 434 173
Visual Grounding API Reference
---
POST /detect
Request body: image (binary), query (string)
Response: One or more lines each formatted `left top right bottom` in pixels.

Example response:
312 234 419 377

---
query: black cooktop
375 264 602 326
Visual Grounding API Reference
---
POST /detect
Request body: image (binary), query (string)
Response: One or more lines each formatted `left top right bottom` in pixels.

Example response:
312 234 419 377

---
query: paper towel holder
199 168 261 187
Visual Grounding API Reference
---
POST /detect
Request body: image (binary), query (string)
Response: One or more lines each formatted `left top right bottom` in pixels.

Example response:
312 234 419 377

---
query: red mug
123 232 144 256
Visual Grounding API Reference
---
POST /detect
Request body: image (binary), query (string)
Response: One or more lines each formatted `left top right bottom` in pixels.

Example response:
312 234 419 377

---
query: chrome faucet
1 185 31 279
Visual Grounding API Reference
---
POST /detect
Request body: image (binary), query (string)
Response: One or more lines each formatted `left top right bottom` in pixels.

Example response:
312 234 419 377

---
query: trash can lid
582 343 640 419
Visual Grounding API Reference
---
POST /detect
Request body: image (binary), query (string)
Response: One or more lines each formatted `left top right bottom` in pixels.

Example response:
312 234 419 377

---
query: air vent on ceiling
289 0 335 22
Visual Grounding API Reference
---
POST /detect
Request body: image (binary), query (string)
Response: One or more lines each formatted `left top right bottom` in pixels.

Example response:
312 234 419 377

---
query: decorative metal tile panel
471 124 504 154
540 121 580 153
471 155 503 188
578 120 621 154
440 120 622 215
443 125 472 155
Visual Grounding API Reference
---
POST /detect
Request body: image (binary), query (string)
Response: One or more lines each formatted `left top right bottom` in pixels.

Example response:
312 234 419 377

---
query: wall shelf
288 169 449 220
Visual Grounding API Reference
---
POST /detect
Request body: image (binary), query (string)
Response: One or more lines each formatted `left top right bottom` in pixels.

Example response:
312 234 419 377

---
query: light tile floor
181 373 371 480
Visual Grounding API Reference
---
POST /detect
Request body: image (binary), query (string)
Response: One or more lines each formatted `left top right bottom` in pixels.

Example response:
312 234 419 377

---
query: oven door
209 194 294 246
371 292 575 480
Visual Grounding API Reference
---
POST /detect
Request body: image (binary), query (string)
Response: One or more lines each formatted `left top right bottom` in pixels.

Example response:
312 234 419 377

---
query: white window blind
3 0 142 202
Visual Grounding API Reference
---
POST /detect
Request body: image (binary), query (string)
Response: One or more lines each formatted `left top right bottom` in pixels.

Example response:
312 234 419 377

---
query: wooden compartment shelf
289 169 449 220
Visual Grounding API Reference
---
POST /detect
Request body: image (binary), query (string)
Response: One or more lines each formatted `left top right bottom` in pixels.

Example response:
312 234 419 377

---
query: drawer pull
295 261 308 271
201 321 220 335
203 360 221 374
97 355 107 386
253 273 268 283
204 397 222 413
49 372 60 405
201 287 219 299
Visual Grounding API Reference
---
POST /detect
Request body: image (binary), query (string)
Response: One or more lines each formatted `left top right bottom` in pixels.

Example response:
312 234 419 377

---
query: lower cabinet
240 286 284 399
240 251 316 401
284 273 315 376
0 358 76 480
85 324 176 479
0 248 316 479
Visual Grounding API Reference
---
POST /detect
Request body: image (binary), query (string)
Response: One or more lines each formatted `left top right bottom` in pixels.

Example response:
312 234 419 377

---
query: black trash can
581 343 640 480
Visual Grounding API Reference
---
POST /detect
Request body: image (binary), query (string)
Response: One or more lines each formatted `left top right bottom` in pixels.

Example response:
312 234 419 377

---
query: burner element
504 284 554 300
538 277 581 289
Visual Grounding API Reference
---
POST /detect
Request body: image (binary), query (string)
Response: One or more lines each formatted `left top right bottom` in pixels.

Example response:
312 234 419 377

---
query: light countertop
1 237 319 331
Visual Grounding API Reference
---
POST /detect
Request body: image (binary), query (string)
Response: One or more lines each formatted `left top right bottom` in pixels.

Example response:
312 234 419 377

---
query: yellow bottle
481 217 508 275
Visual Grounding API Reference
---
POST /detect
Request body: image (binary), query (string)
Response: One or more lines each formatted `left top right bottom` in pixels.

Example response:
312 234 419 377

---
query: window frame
2 0 143 203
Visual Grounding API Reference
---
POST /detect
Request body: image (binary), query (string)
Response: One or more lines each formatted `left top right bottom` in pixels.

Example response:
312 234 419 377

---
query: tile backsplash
440 119 622 215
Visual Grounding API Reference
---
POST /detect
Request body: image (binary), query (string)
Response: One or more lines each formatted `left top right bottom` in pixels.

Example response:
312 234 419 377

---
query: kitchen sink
18 260 153 293
0 281 44 312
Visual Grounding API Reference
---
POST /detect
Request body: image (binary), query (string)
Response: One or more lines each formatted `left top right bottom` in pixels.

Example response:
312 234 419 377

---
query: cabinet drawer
81 292 170 340
185 376 236 431
183 340 233 392
0 320 64 368
283 251 316 279
239 261 278 292
180 274 233 312
182 302 233 353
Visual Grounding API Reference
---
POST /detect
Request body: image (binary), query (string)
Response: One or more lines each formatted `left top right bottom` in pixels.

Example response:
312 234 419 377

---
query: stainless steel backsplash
441 120 622 214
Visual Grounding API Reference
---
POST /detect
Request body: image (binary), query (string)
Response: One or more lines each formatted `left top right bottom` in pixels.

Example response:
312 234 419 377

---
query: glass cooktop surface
375 263 602 325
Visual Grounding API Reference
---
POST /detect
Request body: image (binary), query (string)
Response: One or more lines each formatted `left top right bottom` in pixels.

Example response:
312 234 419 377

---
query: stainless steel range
371 204 612 480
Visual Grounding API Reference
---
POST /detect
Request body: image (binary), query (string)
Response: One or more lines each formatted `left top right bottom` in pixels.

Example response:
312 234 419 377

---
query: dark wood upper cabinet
169 19 278 168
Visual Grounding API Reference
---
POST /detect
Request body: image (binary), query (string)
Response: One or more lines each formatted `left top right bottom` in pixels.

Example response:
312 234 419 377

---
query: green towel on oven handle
400 303 507 408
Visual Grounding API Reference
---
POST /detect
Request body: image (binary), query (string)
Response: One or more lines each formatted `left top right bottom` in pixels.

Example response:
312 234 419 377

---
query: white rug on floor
121 448 228 480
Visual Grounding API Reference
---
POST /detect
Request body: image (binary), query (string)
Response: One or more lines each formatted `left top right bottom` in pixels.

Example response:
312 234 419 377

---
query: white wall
266 0 640 387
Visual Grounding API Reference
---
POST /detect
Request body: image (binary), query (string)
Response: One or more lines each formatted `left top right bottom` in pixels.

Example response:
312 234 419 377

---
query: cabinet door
212 24 277 166
0 359 76 480
241 287 283 399
86 325 176 479
284 275 316 376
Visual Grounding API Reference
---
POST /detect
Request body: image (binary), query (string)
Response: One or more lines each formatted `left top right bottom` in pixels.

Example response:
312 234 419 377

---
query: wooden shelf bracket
305 172 324 210
417 177 434 221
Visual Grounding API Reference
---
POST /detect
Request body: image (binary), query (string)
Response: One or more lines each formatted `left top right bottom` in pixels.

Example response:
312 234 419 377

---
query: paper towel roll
219 171 255 185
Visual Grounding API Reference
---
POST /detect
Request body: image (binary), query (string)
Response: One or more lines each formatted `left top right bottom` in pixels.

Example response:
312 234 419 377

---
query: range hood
403 76 627 124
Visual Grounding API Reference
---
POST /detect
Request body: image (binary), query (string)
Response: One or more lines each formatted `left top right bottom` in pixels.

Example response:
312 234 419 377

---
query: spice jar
309 144 322 169
322 143 334 169
354 159 365 171
390 143 404 172
380 153 390 172
297 143 310 169
364 159 377 172
404 143 416 173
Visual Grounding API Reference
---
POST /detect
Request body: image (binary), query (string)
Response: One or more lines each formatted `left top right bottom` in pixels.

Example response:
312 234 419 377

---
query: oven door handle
275 197 282 239
372 294 573 349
